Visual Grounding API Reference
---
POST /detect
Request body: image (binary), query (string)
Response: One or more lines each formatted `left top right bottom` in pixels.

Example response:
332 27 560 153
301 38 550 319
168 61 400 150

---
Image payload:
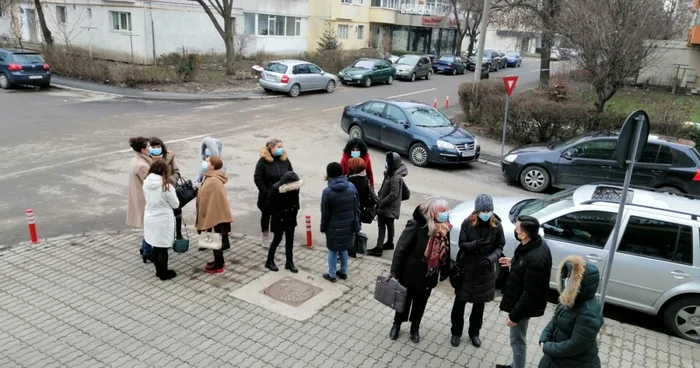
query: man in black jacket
496 215 552 368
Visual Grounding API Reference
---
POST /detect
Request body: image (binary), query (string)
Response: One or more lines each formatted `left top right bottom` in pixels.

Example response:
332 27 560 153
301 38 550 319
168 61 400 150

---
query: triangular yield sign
503 76 519 96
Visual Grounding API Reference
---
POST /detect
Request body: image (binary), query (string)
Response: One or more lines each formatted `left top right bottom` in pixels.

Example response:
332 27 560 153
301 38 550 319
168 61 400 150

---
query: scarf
424 221 452 276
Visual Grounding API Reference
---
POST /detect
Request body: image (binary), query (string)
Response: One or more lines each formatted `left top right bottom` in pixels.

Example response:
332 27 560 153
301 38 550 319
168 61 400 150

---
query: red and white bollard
433 97 437 108
26 209 39 244
305 214 313 248
445 95 450 108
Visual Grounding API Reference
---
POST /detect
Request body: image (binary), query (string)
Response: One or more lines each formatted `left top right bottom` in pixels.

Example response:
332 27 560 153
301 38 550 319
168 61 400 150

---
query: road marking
387 88 437 99
322 107 343 112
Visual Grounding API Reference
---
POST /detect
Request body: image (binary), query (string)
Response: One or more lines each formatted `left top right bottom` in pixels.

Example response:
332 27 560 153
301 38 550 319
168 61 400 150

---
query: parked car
494 50 508 69
259 60 338 97
449 183 700 343
432 55 467 75
392 55 433 82
483 50 502 71
0 49 51 89
338 58 396 87
505 51 522 67
340 99 480 167
466 52 495 73
501 131 700 194
550 49 561 61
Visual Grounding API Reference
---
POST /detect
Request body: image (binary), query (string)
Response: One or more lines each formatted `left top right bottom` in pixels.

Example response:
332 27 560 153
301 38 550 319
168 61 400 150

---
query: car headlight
437 140 456 150
473 138 479 146
504 154 518 163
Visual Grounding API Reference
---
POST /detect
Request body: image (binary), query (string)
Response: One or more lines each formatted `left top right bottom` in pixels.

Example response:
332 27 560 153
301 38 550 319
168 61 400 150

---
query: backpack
401 179 410 201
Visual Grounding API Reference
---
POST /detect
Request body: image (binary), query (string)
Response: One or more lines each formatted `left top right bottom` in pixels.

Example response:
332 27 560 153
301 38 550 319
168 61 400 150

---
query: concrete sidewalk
1 230 696 368
440 105 513 164
50 76 278 102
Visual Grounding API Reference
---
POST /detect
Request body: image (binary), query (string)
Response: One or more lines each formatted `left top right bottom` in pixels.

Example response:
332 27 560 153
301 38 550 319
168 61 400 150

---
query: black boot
382 242 395 250
410 325 421 343
366 246 383 257
175 217 183 240
285 263 298 273
389 323 401 340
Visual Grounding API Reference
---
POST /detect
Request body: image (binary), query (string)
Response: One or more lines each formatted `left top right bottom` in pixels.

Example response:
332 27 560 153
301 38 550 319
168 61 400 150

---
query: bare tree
193 0 234 74
47 3 88 48
34 0 53 46
555 0 684 112
450 0 503 56
233 32 255 61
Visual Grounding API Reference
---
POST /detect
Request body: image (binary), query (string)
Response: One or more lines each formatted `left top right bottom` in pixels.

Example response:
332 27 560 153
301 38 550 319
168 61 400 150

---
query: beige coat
196 170 233 231
151 151 180 183
126 153 152 228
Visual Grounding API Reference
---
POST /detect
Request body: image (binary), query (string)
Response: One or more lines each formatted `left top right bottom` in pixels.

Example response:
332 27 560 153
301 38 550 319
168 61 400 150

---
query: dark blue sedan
0 49 52 89
340 99 480 167
505 51 522 67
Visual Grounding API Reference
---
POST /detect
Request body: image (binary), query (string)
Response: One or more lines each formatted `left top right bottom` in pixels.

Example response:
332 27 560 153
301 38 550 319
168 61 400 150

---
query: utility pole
472 0 491 92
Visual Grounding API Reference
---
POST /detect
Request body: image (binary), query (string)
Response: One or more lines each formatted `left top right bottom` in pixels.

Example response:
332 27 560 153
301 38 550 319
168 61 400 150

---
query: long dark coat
377 152 408 219
267 172 303 233
320 176 360 251
453 212 505 303
254 147 293 211
347 171 372 211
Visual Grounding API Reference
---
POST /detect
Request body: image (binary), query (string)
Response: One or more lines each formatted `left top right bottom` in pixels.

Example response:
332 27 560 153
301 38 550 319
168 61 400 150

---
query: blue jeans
328 250 348 278
509 317 530 368
141 238 152 257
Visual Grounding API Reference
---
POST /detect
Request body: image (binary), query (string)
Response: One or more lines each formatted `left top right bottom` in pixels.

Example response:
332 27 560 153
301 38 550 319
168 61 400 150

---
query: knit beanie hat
326 162 343 179
474 194 494 212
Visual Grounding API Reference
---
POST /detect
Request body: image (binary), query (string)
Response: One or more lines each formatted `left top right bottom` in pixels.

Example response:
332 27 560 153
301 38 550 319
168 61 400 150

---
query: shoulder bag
198 229 222 250
172 217 190 253
175 174 197 209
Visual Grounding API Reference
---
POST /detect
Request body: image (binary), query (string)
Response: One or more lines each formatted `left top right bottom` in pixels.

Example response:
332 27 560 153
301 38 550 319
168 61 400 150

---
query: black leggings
377 215 395 246
152 247 170 276
212 233 230 267
267 229 295 265
260 210 271 233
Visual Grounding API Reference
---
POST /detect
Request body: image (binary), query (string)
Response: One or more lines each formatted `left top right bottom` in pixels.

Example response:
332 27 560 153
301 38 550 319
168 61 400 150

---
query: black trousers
394 287 432 327
450 299 485 337
260 210 271 233
267 229 294 264
212 234 230 267
174 208 183 238
377 215 395 246
152 247 170 276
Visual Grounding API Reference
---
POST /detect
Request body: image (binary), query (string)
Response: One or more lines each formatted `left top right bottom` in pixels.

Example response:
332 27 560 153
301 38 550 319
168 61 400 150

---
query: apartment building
307 0 371 51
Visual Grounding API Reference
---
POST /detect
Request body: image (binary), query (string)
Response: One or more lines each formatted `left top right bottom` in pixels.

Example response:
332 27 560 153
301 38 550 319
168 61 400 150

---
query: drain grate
260 277 323 307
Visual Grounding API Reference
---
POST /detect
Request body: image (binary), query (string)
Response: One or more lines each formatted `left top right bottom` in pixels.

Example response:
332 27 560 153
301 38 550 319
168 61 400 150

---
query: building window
357 25 365 40
359 0 364 4
275 15 285 36
110 11 131 32
371 0 398 8
56 6 66 24
250 13 302 36
244 13 256 34
338 25 349 39
342 0 352 4
295 17 301 36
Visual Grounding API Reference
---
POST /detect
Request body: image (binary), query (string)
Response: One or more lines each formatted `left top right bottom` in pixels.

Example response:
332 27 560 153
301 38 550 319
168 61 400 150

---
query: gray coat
377 152 408 219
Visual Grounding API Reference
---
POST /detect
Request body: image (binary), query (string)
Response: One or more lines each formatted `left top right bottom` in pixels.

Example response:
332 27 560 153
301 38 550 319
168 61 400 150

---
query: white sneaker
262 232 270 248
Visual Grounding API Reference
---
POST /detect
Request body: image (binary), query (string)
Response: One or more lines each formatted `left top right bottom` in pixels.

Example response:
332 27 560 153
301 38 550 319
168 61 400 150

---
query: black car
0 49 51 89
468 50 501 72
432 55 467 75
502 131 700 194
465 53 493 77
493 50 508 69
340 99 480 167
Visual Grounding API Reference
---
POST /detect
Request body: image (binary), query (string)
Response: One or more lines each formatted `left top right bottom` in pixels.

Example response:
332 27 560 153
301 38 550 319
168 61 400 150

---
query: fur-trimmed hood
557 255 600 308
200 137 222 159
260 146 289 163
273 171 304 193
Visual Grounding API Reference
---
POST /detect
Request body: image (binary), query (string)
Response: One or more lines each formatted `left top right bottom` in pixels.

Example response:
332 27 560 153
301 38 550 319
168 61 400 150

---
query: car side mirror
399 120 409 128
562 151 573 160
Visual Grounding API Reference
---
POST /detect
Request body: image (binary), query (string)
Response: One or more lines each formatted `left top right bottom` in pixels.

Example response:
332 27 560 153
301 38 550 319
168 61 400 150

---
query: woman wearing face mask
143 160 180 280
196 155 234 274
194 137 225 188
127 136 153 263
367 152 408 257
449 194 505 348
340 138 374 188
254 139 293 248
388 197 451 344
149 137 184 239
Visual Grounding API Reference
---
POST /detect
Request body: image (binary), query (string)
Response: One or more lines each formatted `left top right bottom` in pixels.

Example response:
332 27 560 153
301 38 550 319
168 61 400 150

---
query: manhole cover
261 277 323 307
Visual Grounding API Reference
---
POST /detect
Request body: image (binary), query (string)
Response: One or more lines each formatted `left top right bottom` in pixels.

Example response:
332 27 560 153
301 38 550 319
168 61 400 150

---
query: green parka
538 255 604 368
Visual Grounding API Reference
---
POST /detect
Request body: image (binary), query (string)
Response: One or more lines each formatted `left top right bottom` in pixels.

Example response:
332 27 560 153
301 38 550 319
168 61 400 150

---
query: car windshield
483 51 493 58
12 53 44 63
506 52 518 57
264 62 288 73
405 107 452 127
352 60 375 69
439 56 454 62
396 55 419 66
514 187 577 221
547 134 586 149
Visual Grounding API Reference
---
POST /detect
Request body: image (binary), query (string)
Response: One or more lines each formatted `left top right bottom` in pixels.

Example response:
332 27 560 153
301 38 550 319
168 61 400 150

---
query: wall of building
240 0 308 55
637 40 700 89
464 28 539 56
308 0 370 51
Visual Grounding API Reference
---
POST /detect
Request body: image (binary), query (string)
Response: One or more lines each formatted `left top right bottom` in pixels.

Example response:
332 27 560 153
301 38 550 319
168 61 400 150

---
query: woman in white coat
143 160 180 281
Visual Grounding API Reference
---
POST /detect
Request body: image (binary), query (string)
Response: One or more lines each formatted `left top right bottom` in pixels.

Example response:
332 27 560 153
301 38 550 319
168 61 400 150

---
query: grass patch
576 88 700 123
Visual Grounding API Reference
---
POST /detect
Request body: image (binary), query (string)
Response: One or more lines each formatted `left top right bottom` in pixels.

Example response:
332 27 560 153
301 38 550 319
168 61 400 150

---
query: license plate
461 151 475 157
438 67 445 70
265 75 277 82
29 75 43 80
344 77 352 81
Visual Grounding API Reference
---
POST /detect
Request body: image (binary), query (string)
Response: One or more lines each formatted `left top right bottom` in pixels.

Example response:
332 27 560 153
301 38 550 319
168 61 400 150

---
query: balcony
689 25 700 45
371 0 451 17
369 7 398 24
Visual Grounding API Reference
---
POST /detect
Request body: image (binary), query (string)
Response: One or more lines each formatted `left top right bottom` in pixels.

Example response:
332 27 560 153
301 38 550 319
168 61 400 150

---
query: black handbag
361 179 379 224
352 232 368 255
175 175 197 209
449 251 471 289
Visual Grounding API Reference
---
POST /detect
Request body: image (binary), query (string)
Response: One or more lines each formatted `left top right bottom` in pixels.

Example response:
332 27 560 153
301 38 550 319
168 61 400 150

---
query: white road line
387 88 437 99
321 107 343 112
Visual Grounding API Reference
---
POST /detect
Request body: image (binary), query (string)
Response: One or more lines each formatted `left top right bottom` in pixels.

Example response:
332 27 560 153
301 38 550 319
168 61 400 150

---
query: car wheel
409 143 429 167
495 63 499 71
363 77 372 88
658 186 684 194
386 75 394 85
663 295 700 343
349 125 364 140
519 166 550 193
0 73 12 89
325 80 336 93
425 70 432 80
263 88 273 93
410 73 416 82
288 84 300 97
452 68 457 76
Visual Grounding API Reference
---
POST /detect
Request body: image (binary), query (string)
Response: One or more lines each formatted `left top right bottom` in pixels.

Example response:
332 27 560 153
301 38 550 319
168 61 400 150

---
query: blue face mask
149 148 162 156
351 151 361 158
274 148 284 156
437 212 449 223
204 148 211 157
201 161 210 172
478 212 493 222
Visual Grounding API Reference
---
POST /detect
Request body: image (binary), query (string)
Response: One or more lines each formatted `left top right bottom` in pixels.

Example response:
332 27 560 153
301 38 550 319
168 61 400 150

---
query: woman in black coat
449 194 505 348
265 171 304 273
367 152 408 257
346 157 373 258
254 139 293 248
389 197 451 344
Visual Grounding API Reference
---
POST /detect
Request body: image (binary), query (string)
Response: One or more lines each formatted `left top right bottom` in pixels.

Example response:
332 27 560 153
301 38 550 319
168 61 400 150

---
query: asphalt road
0 58 556 246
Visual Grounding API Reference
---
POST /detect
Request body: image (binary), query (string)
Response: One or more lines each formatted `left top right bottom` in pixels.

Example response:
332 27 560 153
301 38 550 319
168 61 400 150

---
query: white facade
0 0 310 63
461 24 540 55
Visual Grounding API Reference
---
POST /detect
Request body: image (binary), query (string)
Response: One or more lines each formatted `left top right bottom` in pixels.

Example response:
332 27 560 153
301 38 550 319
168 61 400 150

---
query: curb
50 83 281 102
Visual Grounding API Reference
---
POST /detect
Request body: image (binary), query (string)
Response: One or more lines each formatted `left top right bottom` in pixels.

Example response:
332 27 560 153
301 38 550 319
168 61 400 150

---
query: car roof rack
578 199 700 221
587 182 700 201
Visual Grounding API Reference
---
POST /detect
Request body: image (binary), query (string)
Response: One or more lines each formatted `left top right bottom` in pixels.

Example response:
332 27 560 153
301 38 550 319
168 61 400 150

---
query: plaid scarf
424 222 452 276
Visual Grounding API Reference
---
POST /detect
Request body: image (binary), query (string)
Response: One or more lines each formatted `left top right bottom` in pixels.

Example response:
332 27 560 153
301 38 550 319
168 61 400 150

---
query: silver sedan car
258 59 338 97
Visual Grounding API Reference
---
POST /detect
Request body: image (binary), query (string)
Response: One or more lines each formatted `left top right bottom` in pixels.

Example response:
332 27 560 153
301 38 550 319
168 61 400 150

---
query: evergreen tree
317 23 342 52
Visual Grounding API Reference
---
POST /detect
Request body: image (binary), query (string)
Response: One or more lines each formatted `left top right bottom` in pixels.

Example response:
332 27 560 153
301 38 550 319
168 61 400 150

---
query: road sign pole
597 115 645 313
501 94 509 159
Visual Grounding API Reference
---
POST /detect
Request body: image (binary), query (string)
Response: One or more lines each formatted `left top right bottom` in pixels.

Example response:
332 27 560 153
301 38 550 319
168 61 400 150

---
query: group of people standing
126 135 604 368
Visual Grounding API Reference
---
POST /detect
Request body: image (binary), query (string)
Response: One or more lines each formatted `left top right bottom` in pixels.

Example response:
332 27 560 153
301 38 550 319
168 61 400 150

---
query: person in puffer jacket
538 255 604 368
194 137 225 187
